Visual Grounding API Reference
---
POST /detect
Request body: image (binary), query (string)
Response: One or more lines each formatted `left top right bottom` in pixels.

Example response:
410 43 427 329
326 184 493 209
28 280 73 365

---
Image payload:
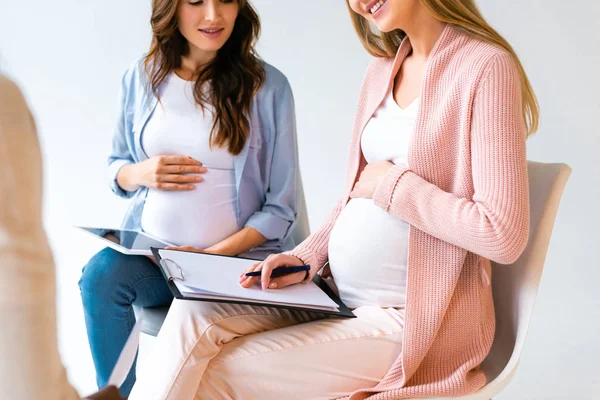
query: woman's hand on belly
350 160 394 199
118 155 207 192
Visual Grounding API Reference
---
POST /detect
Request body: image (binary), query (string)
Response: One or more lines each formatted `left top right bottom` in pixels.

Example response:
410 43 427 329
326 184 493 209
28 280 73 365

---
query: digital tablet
75 226 174 256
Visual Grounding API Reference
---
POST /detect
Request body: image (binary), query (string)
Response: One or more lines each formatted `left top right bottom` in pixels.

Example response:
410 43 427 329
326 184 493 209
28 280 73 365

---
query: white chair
133 173 311 336
428 161 572 400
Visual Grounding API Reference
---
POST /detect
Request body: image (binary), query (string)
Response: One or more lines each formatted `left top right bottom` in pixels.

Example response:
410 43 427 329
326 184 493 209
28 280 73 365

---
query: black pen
245 265 310 278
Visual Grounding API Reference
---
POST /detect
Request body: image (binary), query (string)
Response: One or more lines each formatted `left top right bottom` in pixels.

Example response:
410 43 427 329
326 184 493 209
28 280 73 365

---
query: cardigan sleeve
372 53 530 265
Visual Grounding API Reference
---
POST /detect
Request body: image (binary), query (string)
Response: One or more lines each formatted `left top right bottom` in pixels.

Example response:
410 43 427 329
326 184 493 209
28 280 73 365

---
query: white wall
0 0 598 398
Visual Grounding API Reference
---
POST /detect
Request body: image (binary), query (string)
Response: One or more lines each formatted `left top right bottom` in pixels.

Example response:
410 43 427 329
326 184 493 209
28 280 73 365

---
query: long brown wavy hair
144 0 265 155
346 0 539 137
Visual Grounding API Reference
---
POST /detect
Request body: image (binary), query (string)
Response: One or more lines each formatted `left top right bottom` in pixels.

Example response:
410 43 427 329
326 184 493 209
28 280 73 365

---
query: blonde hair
346 0 539 136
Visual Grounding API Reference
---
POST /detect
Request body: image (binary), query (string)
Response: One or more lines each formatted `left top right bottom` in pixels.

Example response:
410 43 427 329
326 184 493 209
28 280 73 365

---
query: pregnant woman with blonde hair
131 0 536 398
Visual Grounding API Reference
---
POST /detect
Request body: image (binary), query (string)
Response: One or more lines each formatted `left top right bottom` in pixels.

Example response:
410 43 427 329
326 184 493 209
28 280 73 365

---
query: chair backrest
480 161 572 390
289 172 311 247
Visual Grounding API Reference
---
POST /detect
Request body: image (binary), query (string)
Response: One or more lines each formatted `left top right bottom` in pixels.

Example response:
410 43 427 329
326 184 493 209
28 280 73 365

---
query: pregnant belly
141 169 239 248
328 198 410 308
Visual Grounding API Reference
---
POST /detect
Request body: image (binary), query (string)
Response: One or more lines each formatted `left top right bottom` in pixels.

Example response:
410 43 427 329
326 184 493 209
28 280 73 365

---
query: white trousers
129 300 404 400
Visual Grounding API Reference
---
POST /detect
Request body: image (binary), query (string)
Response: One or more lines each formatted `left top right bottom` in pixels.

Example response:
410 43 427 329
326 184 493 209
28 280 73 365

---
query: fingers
154 182 196 191
258 254 303 290
160 156 203 166
157 174 204 184
165 246 183 250
151 158 207 192
239 262 262 288
159 165 207 175
259 255 282 291
239 254 306 290
165 245 204 253
239 255 279 290
267 271 305 289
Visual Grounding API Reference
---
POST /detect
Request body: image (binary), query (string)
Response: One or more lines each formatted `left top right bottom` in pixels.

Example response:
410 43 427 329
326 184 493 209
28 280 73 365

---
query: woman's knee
164 300 252 333
78 247 133 301
166 298 215 324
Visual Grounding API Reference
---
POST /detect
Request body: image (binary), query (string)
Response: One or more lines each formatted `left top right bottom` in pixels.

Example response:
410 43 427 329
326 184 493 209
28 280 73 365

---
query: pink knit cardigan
289 24 530 399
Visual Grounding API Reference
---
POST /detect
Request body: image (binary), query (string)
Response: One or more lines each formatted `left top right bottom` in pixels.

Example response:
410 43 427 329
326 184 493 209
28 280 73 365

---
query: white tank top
328 90 419 309
140 73 239 248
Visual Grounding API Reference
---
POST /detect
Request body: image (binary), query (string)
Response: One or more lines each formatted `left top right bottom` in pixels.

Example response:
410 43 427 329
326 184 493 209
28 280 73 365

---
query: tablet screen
79 227 172 252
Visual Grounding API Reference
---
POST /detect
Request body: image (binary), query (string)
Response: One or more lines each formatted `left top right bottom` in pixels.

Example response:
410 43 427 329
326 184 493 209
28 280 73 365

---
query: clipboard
152 248 355 318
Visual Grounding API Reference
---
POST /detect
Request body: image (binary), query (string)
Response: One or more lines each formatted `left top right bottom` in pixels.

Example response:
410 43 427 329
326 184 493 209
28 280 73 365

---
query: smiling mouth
369 0 387 14
199 28 224 33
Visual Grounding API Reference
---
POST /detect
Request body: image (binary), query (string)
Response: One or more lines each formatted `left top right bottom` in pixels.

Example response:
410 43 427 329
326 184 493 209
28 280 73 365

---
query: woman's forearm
116 163 141 192
206 227 267 256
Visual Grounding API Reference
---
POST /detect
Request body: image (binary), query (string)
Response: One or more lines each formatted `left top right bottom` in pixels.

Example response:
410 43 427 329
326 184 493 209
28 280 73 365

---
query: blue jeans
79 248 173 397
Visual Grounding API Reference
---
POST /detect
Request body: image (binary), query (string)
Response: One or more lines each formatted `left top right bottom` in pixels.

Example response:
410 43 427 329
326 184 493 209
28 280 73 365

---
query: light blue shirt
108 58 300 255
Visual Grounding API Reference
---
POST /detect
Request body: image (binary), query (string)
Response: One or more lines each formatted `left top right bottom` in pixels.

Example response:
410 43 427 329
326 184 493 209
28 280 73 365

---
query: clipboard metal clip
159 258 185 282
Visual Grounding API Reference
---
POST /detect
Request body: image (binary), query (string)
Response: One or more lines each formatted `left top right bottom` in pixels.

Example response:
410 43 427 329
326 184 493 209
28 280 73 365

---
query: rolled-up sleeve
107 68 136 199
244 81 299 242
